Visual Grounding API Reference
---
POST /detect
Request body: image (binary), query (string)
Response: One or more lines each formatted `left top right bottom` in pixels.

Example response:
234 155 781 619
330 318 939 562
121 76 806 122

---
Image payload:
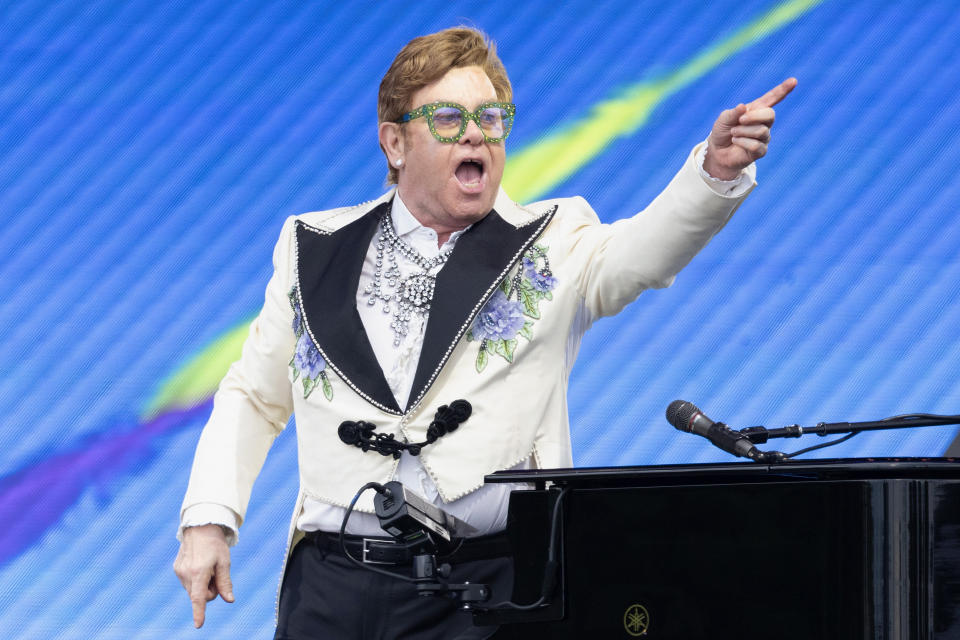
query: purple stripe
0 399 212 565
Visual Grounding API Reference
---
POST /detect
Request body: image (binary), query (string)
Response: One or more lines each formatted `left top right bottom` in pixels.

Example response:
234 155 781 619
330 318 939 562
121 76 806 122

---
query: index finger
746 77 797 110
190 580 208 628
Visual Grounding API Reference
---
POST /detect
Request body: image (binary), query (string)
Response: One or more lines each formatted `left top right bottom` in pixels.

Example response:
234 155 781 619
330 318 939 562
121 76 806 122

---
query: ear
379 121 404 166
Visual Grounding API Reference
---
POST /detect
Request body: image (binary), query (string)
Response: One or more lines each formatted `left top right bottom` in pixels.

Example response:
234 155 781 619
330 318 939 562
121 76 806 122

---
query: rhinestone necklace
364 211 453 347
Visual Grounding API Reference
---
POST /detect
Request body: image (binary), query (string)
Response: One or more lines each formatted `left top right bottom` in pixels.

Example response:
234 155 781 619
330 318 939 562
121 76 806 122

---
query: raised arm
571 79 798 319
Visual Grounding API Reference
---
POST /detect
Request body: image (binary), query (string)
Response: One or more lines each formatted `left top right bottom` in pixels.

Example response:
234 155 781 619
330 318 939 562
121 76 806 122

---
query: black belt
303 530 512 566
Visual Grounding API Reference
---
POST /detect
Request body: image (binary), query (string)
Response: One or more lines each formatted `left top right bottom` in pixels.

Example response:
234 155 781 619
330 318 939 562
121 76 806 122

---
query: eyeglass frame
396 101 516 143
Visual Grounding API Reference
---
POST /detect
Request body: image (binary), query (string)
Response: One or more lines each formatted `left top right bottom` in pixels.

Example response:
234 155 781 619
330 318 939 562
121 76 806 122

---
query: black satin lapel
295 203 402 414
407 207 556 409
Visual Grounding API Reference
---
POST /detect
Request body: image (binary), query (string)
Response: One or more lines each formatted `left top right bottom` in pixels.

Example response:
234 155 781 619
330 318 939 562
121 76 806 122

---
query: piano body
478 459 960 639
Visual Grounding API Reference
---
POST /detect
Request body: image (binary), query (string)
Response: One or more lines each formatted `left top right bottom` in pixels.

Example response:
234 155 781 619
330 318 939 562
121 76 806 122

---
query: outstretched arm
569 78 798 319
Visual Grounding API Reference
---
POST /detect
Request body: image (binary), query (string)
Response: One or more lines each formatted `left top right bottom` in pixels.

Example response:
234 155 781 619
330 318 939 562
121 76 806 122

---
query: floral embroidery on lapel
466 244 557 372
289 287 333 401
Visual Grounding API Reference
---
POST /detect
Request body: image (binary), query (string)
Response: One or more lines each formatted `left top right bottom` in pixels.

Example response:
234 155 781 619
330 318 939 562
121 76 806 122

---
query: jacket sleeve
567 142 755 320
179 215 298 529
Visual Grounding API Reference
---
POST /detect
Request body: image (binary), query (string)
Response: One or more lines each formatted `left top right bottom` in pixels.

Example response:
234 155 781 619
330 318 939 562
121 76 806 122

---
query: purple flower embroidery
471 291 526 342
288 286 333 400
294 332 326 379
292 300 303 336
467 243 556 372
523 256 557 293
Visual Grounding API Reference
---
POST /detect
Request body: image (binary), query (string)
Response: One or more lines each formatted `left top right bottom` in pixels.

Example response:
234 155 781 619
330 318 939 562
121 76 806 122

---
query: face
381 66 506 240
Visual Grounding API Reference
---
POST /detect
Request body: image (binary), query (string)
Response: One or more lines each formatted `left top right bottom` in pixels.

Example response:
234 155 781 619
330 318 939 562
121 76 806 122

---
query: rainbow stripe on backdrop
141 0 821 426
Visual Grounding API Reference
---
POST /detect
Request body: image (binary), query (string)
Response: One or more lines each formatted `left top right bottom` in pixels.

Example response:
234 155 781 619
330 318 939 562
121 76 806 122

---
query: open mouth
455 159 484 190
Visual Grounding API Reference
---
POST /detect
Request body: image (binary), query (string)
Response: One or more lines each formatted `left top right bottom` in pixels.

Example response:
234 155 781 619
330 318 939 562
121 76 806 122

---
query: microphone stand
344 479 565 612
373 481 491 607
739 414 960 462
340 481 491 608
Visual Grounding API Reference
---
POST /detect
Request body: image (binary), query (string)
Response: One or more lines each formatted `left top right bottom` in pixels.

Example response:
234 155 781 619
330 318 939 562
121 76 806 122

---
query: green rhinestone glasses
397 101 516 143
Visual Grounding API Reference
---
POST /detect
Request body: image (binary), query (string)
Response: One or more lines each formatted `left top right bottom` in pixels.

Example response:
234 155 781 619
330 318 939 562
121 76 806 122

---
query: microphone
666 400 763 461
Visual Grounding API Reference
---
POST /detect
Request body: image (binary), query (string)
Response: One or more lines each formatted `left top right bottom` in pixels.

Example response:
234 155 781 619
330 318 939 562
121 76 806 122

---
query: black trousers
275 537 513 640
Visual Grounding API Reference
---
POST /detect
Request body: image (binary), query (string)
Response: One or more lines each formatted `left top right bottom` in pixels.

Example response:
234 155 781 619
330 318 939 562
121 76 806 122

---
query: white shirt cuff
696 142 753 197
179 503 240 546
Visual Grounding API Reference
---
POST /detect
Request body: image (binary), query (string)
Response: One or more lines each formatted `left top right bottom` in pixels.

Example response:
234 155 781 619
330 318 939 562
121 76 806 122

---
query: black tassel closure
338 400 472 459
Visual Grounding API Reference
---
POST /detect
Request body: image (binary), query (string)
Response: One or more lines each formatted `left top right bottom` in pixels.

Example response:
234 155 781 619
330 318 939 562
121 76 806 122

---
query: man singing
174 26 795 639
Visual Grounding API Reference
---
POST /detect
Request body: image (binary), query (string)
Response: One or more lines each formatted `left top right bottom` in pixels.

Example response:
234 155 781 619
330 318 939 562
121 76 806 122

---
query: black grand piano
476 458 960 639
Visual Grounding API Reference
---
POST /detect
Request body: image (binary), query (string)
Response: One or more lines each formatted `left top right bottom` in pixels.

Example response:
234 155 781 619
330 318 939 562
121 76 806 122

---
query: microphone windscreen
666 400 699 432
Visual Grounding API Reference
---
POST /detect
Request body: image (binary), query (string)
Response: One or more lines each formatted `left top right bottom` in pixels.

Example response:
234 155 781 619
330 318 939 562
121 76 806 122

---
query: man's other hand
173 524 234 628
704 77 798 180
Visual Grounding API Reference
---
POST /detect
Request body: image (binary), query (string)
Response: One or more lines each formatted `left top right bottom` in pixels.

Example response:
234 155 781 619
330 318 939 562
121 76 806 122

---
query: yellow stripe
502 0 823 203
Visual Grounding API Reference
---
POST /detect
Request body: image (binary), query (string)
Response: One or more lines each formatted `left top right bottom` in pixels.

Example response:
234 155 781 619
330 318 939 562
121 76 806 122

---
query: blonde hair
378 27 512 184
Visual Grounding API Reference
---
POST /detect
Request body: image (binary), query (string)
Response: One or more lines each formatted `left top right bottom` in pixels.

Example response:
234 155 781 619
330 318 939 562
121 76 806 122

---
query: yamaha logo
623 603 649 636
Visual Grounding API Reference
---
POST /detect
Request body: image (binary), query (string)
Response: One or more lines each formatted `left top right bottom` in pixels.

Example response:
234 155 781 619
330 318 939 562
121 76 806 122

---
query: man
174 26 795 639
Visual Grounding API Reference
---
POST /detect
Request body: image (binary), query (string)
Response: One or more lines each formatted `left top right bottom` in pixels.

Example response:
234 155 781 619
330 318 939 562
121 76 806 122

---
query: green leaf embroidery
476 347 489 372
521 288 540 319
322 376 334 401
503 339 517 362
303 376 316 399
519 321 533 341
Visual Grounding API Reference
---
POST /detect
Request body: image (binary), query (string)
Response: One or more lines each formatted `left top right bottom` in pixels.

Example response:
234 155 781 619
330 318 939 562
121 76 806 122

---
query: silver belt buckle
362 537 396 564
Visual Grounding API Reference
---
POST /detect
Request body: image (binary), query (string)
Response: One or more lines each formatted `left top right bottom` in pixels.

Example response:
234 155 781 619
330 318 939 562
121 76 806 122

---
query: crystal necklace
364 211 453 347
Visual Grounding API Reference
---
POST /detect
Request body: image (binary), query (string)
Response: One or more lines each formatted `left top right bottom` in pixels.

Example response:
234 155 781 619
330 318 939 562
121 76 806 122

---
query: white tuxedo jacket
181 144 754 546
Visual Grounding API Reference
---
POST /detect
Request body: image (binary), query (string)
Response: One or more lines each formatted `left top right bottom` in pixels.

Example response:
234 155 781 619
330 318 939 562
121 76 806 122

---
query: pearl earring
395 158 403 167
